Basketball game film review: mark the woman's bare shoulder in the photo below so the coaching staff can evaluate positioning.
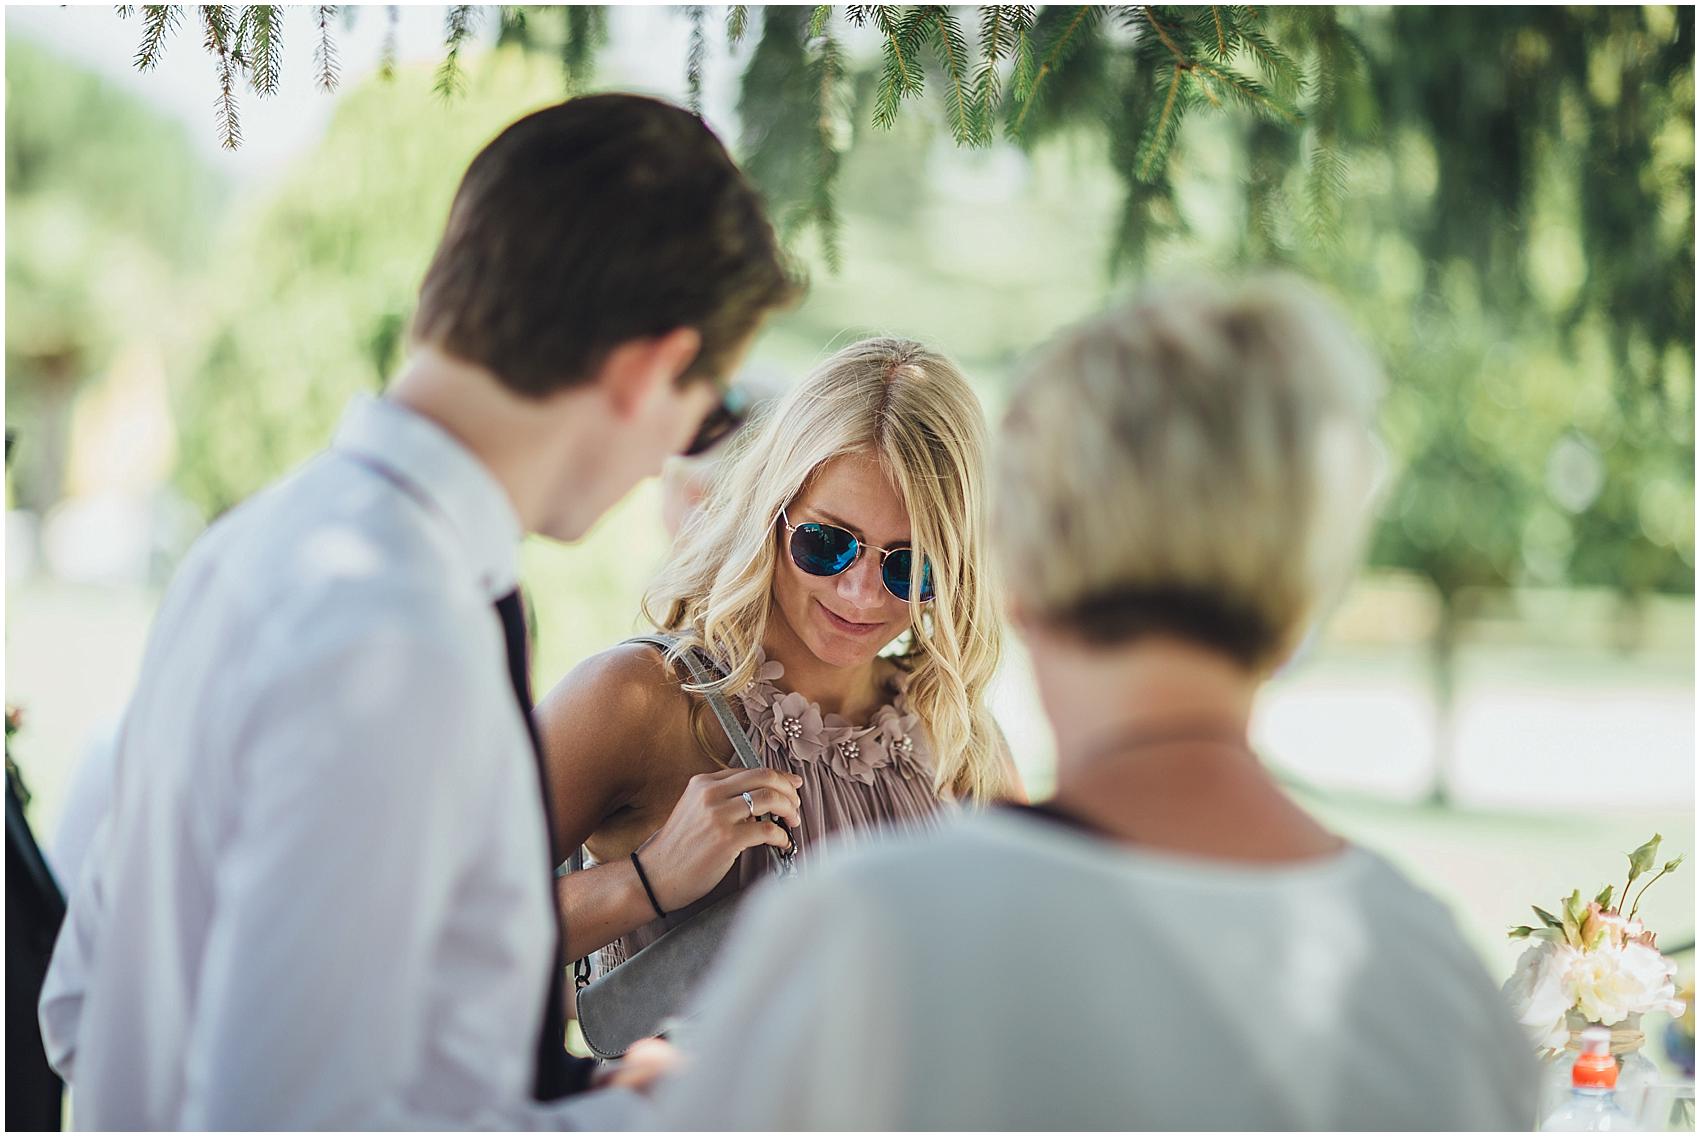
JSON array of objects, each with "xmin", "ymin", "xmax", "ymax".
[{"xmin": 535, "ymin": 641, "xmax": 692, "ymax": 759}]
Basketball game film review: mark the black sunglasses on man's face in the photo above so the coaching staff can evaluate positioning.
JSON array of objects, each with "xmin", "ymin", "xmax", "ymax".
[{"xmin": 680, "ymin": 384, "xmax": 749, "ymax": 458}]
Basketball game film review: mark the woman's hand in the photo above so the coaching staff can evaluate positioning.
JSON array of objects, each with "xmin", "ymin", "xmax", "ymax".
[
  {"xmin": 637, "ymin": 768, "xmax": 803, "ymax": 912},
  {"xmin": 593, "ymin": 1037, "xmax": 684, "ymax": 1094}
]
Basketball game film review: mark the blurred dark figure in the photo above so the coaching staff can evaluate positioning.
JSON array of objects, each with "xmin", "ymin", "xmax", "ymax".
[{"xmin": 8, "ymin": 426, "xmax": 66, "ymax": 1131}]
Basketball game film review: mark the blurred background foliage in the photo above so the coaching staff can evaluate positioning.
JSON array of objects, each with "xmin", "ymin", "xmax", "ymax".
[
  {"xmin": 4, "ymin": 6, "xmax": 1694, "ymax": 980},
  {"xmin": 17, "ymin": 5, "xmax": 1689, "ymax": 804}
]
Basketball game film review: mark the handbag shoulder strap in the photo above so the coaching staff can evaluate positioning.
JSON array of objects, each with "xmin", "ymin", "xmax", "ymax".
[
  {"xmin": 624, "ymin": 634, "xmax": 764, "ymax": 773},
  {"xmin": 563, "ymin": 635, "xmax": 792, "ymax": 883}
]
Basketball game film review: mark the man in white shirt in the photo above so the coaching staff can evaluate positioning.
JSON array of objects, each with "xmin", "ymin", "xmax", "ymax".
[{"xmin": 39, "ymin": 93, "xmax": 798, "ymax": 1129}]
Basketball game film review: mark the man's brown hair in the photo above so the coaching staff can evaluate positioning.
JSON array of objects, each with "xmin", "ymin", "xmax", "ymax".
[{"xmin": 413, "ymin": 94, "xmax": 799, "ymax": 396}]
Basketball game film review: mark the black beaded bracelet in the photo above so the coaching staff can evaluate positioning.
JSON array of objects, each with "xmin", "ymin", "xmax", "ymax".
[{"xmin": 630, "ymin": 850, "xmax": 667, "ymax": 920}]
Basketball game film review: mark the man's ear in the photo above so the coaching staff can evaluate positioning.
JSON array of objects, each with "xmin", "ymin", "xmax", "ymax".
[{"xmin": 599, "ymin": 328, "xmax": 704, "ymax": 420}]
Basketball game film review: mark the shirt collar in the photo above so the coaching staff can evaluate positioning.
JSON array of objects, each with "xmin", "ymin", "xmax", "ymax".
[{"xmin": 331, "ymin": 394, "xmax": 523, "ymax": 601}]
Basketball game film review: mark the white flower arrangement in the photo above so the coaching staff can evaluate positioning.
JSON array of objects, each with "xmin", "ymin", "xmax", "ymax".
[{"xmin": 1502, "ymin": 833, "xmax": 1687, "ymax": 1053}]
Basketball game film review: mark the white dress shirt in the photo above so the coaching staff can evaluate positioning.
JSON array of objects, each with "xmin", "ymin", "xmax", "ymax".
[
  {"xmin": 653, "ymin": 806, "xmax": 1539, "ymax": 1130},
  {"xmin": 39, "ymin": 395, "xmax": 644, "ymax": 1130}
]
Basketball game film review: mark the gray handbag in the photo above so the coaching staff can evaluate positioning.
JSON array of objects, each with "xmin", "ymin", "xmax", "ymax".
[{"xmin": 565, "ymin": 634, "xmax": 795, "ymax": 1060}]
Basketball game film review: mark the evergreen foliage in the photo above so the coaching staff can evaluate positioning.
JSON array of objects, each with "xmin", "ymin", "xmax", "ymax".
[{"xmin": 19, "ymin": 13, "xmax": 1694, "ymax": 803}]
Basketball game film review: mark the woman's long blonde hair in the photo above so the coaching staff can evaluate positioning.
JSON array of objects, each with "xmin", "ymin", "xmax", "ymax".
[{"xmin": 643, "ymin": 337, "xmax": 1009, "ymax": 801}]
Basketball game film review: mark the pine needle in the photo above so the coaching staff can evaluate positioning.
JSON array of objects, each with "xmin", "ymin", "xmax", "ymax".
[
  {"xmin": 923, "ymin": 7, "xmax": 980, "ymax": 146},
  {"xmin": 1193, "ymin": 62, "xmax": 1300, "ymax": 124},
  {"xmin": 727, "ymin": 4, "xmax": 749, "ymax": 44},
  {"xmin": 1238, "ymin": 24, "xmax": 1302, "ymax": 102},
  {"xmin": 974, "ymin": 6, "xmax": 1030, "ymax": 131},
  {"xmin": 685, "ymin": 6, "xmax": 707, "ymax": 113},
  {"xmin": 809, "ymin": 31, "xmax": 847, "ymax": 270},
  {"xmin": 562, "ymin": 6, "xmax": 606, "ymax": 90},
  {"xmin": 248, "ymin": 5, "xmax": 282, "ymax": 97},
  {"xmin": 436, "ymin": 4, "xmax": 478, "ymax": 101},
  {"xmin": 135, "ymin": 5, "xmax": 184, "ymax": 72},
  {"xmin": 1135, "ymin": 62, "xmax": 1186, "ymax": 180},
  {"xmin": 314, "ymin": 5, "xmax": 340, "ymax": 93},
  {"xmin": 1304, "ymin": 134, "xmax": 1347, "ymax": 248},
  {"xmin": 872, "ymin": 7, "xmax": 928, "ymax": 130},
  {"xmin": 380, "ymin": 5, "xmax": 399, "ymax": 82},
  {"xmin": 200, "ymin": 5, "xmax": 242, "ymax": 150},
  {"xmin": 1010, "ymin": 5, "xmax": 1098, "ymax": 138}
]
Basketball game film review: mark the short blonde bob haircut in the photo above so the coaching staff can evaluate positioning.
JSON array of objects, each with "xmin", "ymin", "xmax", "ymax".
[
  {"xmin": 644, "ymin": 337, "xmax": 1011, "ymax": 801},
  {"xmin": 994, "ymin": 276, "xmax": 1386, "ymax": 671}
]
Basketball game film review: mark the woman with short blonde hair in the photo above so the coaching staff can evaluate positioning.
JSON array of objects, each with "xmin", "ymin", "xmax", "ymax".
[
  {"xmin": 652, "ymin": 277, "xmax": 1535, "ymax": 1130},
  {"xmin": 996, "ymin": 275, "xmax": 1384, "ymax": 664},
  {"xmin": 537, "ymin": 336, "xmax": 1018, "ymax": 1038}
]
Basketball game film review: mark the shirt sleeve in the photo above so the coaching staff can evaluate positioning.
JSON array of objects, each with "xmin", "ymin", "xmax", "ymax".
[
  {"xmin": 178, "ymin": 619, "xmax": 524, "ymax": 1129},
  {"xmin": 650, "ymin": 867, "xmax": 906, "ymax": 1130},
  {"xmin": 38, "ymin": 807, "xmax": 112, "ymax": 1084}
]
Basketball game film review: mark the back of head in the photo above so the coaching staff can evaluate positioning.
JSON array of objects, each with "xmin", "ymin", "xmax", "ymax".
[
  {"xmin": 646, "ymin": 337, "xmax": 1009, "ymax": 800},
  {"xmin": 995, "ymin": 276, "xmax": 1386, "ymax": 671},
  {"xmin": 413, "ymin": 94, "xmax": 799, "ymax": 395}
]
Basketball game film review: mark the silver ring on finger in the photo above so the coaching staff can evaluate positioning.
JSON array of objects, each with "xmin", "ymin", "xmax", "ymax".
[{"xmin": 740, "ymin": 790, "xmax": 757, "ymax": 819}]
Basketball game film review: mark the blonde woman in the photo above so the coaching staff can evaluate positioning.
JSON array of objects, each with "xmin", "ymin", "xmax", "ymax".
[
  {"xmin": 535, "ymin": 338, "xmax": 1021, "ymax": 990},
  {"xmin": 651, "ymin": 278, "xmax": 1537, "ymax": 1129}
]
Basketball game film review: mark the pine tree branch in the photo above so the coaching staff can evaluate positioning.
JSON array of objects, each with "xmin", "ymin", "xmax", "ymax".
[
  {"xmin": 248, "ymin": 5, "xmax": 282, "ymax": 97},
  {"xmin": 116, "ymin": 5, "xmax": 137, "ymax": 18},
  {"xmin": 1238, "ymin": 23, "xmax": 1302, "ymax": 102},
  {"xmin": 436, "ymin": 5, "xmax": 478, "ymax": 101},
  {"xmin": 1141, "ymin": 6, "xmax": 1190, "ymax": 68},
  {"xmin": 1192, "ymin": 61, "xmax": 1300, "ymax": 123},
  {"xmin": 561, "ymin": 6, "xmax": 606, "ymax": 91},
  {"xmin": 200, "ymin": 5, "xmax": 243, "ymax": 150},
  {"xmin": 230, "ymin": 5, "xmax": 253, "ymax": 70},
  {"xmin": 496, "ymin": 6, "xmax": 529, "ymax": 47},
  {"xmin": 1212, "ymin": 6, "xmax": 1227, "ymax": 57},
  {"xmin": 727, "ymin": 4, "xmax": 749, "ymax": 44},
  {"xmin": 809, "ymin": 30, "xmax": 846, "ymax": 270},
  {"xmin": 872, "ymin": 7, "xmax": 928, "ymax": 130},
  {"xmin": 921, "ymin": 7, "xmax": 980, "ymax": 146},
  {"xmin": 1011, "ymin": 5, "xmax": 1096, "ymax": 137},
  {"xmin": 135, "ymin": 5, "xmax": 185, "ymax": 72},
  {"xmin": 1137, "ymin": 61, "xmax": 1184, "ymax": 179},
  {"xmin": 807, "ymin": 5, "xmax": 831, "ymax": 39},
  {"xmin": 974, "ymin": 6, "xmax": 1030, "ymax": 130},
  {"xmin": 685, "ymin": 5, "xmax": 708, "ymax": 113},
  {"xmin": 313, "ymin": 5, "xmax": 340, "ymax": 93},
  {"xmin": 843, "ymin": 5, "xmax": 877, "ymax": 28},
  {"xmin": 380, "ymin": 5, "xmax": 399, "ymax": 81}
]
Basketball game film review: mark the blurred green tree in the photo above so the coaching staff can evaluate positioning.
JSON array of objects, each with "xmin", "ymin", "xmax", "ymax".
[
  {"xmin": 5, "ymin": 36, "xmax": 223, "ymax": 512},
  {"xmin": 44, "ymin": 6, "xmax": 1700, "ymax": 802}
]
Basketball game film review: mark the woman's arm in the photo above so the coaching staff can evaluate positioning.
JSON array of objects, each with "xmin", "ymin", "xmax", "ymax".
[{"xmin": 535, "ymin": 644, "xmax": 803, "ymax": 961}]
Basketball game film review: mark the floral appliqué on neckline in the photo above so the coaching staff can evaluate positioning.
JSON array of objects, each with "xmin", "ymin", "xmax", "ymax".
[{"xmin": 735, "ymin": 649, "xmax": 930, "ymax": 786}]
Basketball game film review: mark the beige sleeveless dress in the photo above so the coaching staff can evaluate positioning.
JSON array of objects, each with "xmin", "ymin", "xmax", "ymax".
[{"xmin": 591, "ymin": 644, "xmax": 950, "ymax": 977}]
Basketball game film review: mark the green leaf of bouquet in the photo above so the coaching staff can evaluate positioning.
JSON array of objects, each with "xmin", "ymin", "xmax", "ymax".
[
  {"xmin": 1562, "ymin": 890, "xmax": 1585, "ymax": 945},
  {"xmin": 1628, "ymin": 833, "xmax": 1663, "ymax": 882},
  {"xmin": 1509, "ymin": 925, "xmax": 1536, "ymax": 939},
  {"xmin": 1595, "ymin": 884, "xmax": 1615, "ymax": 909},
  {"xmin": 1533, "ymin": 905, "xmax": 1563, "ymax": 928}
]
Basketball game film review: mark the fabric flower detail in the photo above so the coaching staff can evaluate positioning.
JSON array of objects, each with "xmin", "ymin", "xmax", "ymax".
[
  {"xmin": 871, "ymin": 701, "xmax": 925, "ymax": 778},
  {"xmin": 823, "ymin": 720, "xmax": 891, "ymax": 785},
  {"xmin": 766, "ymin": 690, "xmax": 836, "ymax": 765}
]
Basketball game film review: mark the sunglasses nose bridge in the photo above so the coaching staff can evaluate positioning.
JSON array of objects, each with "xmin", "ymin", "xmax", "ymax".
[{"xmin": 835, "ymin": 544, "xmax": 887, "ymax": 602}]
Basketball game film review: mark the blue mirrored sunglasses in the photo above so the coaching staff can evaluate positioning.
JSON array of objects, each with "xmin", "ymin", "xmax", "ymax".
[{"xmin": 778, "ymin": 508, "xmax": 935, "ymax": 603}]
